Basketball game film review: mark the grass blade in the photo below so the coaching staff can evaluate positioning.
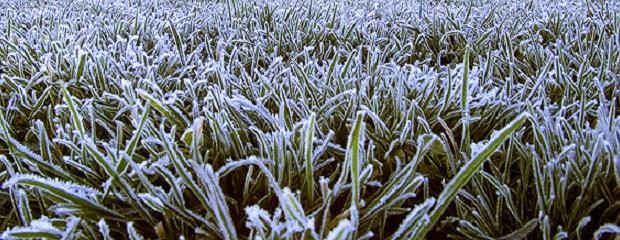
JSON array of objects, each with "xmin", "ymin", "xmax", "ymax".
[
  {"xmin": 303, "ymin": 112, "xmax": 316, "ymax": 204},
  {"xmin": 416, "ymin": 112, "xmax": 529, "ymax": 238}
]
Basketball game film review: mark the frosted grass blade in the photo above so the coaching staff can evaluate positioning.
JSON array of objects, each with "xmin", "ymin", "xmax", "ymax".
[{"xmin": 416, "ymin": 112, "xmax": 529, "ymax": 239}]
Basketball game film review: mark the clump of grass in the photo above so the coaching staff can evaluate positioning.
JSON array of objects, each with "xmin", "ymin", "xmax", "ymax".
[{"xmin": 0, "ymin": 0, "xmax": 619, "ymax": 239}]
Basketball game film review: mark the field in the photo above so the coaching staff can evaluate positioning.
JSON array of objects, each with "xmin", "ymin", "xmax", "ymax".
[{"xmin": 0, "ymin": 0, "xmax": 619, "ymax": 239}]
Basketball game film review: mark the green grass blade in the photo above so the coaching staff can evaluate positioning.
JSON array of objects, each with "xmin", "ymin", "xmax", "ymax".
[
  {"xmin": 460, "ymin": 46, "xmax": 471, "ymax": 155},
  {"xmin": 2, "ymin": 174, "xmax": 123, "ymax": 219},
  {"xmin": 303, "ymin": 112, "xmax": 316, "ymax": 204},
  {"xmin": 60, "ymin": 84, "xmax": 85, "ymax": 137},
  {"xmin": 1, "ymin": 218, "xmax": 63, "ymax": 240},
  {"xmin": 416, "ymin": 112, "xmax": 529, "ymax": 239}
]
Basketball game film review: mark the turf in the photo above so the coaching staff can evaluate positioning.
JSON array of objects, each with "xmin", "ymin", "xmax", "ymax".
[{"xmin": 0, "ymin": 0, "xmax": 619, "ymax": 239}]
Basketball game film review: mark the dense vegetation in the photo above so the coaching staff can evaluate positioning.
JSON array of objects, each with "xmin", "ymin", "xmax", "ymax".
[{"xmin": 0, "ymin": 0, "xmax": 619, "ymax": 239}]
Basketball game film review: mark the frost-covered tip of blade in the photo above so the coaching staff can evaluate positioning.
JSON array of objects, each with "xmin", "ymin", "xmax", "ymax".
[
  {"xmin": 326, "ymin": 219, "xmax": 354, "ymax": 240},
  {"xmin": 245, "ymin": 205, "xmax": 271, "ymax": 228},
  {"xmin": 390, "ymin": 198, "xmax": 436, "ymax": 240},
  {"xmin": 244, "ymin": 205, "xmax": 273, "ymax": 239},
  {"xmin": 2, "ymin": 174, "xmax": 100, "ymax": 200},
  {"xmin": 127, "ymin": 222, "xmax": 144, "ymax": 240},
  {"xmin": 97, "ymin": 219, "xmax": 112, "ymax": 240},
  {"xmin": 594, "ymin": 224, "xmax": 620, "ymax": 240},
  {"xmin": 278, "ymin": 187, "xmax": 311, "ymax": 233},
  {"xmin": 0, "ymin": 217, "xmax": 63, "ymax": 240}
]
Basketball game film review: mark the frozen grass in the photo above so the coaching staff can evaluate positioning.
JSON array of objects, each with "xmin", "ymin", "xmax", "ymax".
[{"xmin": 0, "ymin": 0, "xmax": 619, "ymax": 239}]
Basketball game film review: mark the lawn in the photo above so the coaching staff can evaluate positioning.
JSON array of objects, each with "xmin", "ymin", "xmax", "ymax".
[{"xmin": 0, "ymin": 0, "xmax": 619, "ymax": 239}]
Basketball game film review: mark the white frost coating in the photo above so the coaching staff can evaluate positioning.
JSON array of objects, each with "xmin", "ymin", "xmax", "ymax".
[
  {"xmin": 98, "ymin": 219, "xmax": 111, "ymax": 239},
  {"xmin": 278, "ymin": 188, "xmax": 309, "ymax": 233},
  {"xmin": 30, "ymin": 217, "xmax": 62, "ymax": 233},
  {"xmin": 2, "ymin": 174, "xmax": 101, "ymax": 201},
  {"xmin": 0, "ymin": 0, "xmax": 618, "ymax": 238},
  {"xmin": 127, "ymin": 222, "xmax": 144, "ymax": 240},
  {"xmin": 245, "ymin": 205, "xmax": 272, "ymax": 231},
  {"xmin": 138, "ymin": 193, "xmax": 165, "ymax": 212},
  {"xmin": 390, "ymin": 198, "xmax": 435, "ymax": 240},
  {"xmin": 190, "ymin": 162, "xmax": 237, "ymax": 240},
  {"xmin": 326, "ymin": 219, "xmax": 354, "ymax": 240},
  {"xmin": 0, "ymin": 217, "xmax": 63, "ymax": 239},
  {"xmin": 469, "ymin": 141, "xmax": 487, "ymax": 157},
  {"xmin": 594, "ymin": 224, "xmax": 620, "ymax": 240}
]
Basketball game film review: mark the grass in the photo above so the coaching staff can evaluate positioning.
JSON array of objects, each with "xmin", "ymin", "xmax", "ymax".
[{"xmin": 0, "ymin": 0, "xmax": 619, "ymax": 239}]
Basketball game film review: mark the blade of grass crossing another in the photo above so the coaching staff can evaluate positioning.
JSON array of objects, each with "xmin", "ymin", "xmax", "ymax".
[
  {"xmin": 117, "ymin": 106, "xmax": 151, "ymax": 174},
  {"xmin": 137, "ymin": 90, "xmax": 187, "ymax": 128},
  {"xmin": 189, "ymin": 161, "xmax": 238, "ymax": 240},
  {"xmin": 414, "ymin": 112, "xmax": 530, "ymax": 239},
  {"xmin": 12, "ymin": 188, "xmax": 32, "ymax": 226}
]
